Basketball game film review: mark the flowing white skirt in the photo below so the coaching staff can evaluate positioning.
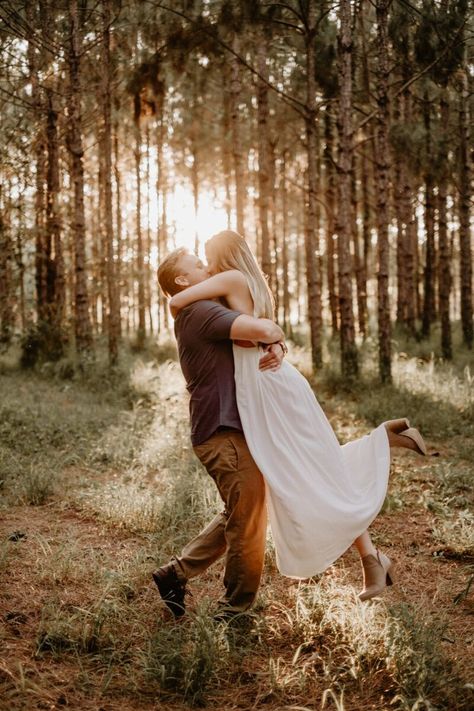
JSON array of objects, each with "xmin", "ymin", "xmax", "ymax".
[{"xmin": 233, "ymin": 345, "xmax": 390, "ymax": 578}]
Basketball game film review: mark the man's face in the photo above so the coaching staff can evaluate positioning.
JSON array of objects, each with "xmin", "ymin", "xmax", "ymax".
[{"xmin": 175, "ymin": 254, "xmax": 209, "ymax": 289}]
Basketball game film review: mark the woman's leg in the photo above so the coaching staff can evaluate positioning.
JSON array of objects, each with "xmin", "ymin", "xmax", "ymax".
[
  {"xmin": 386, "ymin": 428, "xmax": 418, "ymax": 451},
  {"xmin": 353, "ymin": 530, "xmax": 377, "ymax": 559},
  {"xmin": 354, "ymin": 530, "xmax": 394, "ymax": 601}
]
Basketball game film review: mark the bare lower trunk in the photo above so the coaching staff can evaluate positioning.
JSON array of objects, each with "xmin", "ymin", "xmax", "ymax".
[
  {"xmin": 230, "ymin": 35, "xmax": 246, "ymax": 235},
  {"xmin": 67, "ymin": 0, "xmax": 92, "ymax": 354},
  {"xmin": 113, "ymin": 110, "xmax": 122, "ymax": 337},
  {"xmin": 375, "ymin": 0, "xmax": 391, "ymax": 382},
  {"xmin": 422, "ymin": 93, "xmax": 436, "ymax": 337},
  {"xmin": 459, "ymin": 70, "xmax": 473, "ymax": 348},
  {"xmin": 336, "ymin": 0, "xmax": 358, "ymax": 376},
  {"xmin": 256, "ymin": 42, "xmax": 272, "ymax": 283},
  {"xmin": 352, "ymin": 154, "xmax": 366, "ymax": 337},
  {"xmin": 134, "ymin": 119, "xmax": 146, "ymax": 347},
  {"xmin": 324, "ymin": 110, "xmax": 338, "ymax": 335},
  {"xmin": 305, "ymin": 24, "xmax": 323, "ymax": 369},
  {"xmin": 280, "ymin": 152, "xmax": 291, "ymax": 335},
  {"xmin": 222, "ymin": 70, "xmax": 232, "ymax": 229},
  {"xmin": 438, "ymin": 95, "xmax": 452, "ymax": 360},
  {"xmin": 46, "ymin": 89, "xmax": 65, "ymax": 338},
  {"xmin": 102, "ymin": 0, "xmax": 119, "ymax": 364},
  {"xmin": 0, "ymin": 196, "xmax": 14, "ymax": 348}
]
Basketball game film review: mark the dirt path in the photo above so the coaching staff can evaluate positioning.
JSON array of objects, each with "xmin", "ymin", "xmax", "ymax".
[{"xmin": 1, "ymin": 476, "xmax": 472, "ymax": 711}]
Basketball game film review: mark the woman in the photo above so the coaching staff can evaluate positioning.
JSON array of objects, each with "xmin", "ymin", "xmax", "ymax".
[{"xmin": 169, "ymin": 230, "xmax": 435, "ymax": 600}]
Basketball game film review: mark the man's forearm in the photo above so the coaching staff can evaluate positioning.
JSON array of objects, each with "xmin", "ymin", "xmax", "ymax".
[{"xmin": 230, "ymin": 314, "xmax": 284, "ymax": 343}]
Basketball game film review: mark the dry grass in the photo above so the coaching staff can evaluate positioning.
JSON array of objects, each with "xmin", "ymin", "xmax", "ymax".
[{"xmin": 0, "ymin": 343, "xmax": 473, "ymax": 710}]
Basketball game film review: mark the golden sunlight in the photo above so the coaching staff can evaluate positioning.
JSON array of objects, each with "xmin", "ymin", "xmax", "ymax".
[{"xmin": 148, "ymin": 186, "xmax": 231, "ymax": 267}]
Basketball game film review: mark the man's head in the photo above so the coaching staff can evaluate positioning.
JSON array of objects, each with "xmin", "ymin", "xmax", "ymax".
[{"xmin": 157, "ymin": 248, "xmax": 209, "ymax": 298}]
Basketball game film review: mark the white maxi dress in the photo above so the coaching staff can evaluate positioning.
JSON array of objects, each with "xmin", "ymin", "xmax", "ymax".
[{"xmin": 233, "ymin": 344, "xmax": 390, "ymax": 578}]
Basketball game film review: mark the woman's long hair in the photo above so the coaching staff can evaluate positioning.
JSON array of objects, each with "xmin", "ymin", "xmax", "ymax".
[{"xmin": 205, "ymin": 231, "xmax": 274, "ymax": 319}]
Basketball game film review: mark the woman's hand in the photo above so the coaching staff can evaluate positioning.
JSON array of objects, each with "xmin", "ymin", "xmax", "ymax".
[{"xmin": 259, "ymin": 342, "xmax": 286, "ymax": 372}]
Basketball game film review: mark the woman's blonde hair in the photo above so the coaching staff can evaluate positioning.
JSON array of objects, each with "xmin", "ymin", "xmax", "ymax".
[{"xmin": 205, "ymin": 231, "xmax": 274, "ymax": 319}]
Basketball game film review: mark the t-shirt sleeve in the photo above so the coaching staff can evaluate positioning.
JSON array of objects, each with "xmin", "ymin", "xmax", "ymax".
[{"xmin": 195, "ymin": 301, "xmax": 241, "ymax": 341}]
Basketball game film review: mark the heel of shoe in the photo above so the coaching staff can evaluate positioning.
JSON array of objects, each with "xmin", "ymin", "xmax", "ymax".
[{"xmin": 386, "ymin": 568, "xmax": 394, "ymax": 586}]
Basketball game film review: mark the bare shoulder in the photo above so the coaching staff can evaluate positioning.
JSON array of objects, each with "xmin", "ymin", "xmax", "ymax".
[{"xmin": 219, "ymin": 269, "xmax": 247, "ymax": 284}]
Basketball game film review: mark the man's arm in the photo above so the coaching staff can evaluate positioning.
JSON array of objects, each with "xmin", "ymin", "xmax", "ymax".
[{"xmin": 229, "ymin": 314, "xmax": 284, "ymax": 343}]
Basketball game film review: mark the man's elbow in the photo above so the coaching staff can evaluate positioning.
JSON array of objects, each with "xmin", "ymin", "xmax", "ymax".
[{"xmin": 259, "ymin": 321, "xmax": 284, "ymax": 343}]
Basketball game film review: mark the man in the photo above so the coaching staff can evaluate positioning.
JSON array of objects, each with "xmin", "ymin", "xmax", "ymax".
[{"xmin": 154, "ymin": 247, "xmax": 285, "ymax": 618}]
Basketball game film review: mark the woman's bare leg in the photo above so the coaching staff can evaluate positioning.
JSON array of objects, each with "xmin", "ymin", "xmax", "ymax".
[
  {"xmin": 353, "ymin": 530, "xmax": 377, "ymax": 559},
  {"xmin": 386, "ymin": 428, "xmax": 418, "ymax": 451}
]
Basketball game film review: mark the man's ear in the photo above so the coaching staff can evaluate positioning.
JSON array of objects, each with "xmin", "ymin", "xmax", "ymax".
[{"xmin": 174, "ymin": 275, "xmax": 188, "ymax": 288}]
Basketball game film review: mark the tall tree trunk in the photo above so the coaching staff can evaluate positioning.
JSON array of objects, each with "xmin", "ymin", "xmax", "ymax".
[
  {"xmin": 422, "ymin": 93, "xmax": 436, "ymax": 337},
  {"xmin": 113, "ymin": 105, "xmax": 122, "ymax": 337},
  {"xmin": 0, "ymin": 189, "xmax": 14, "ymax": 348},
  {"xmin": 222, "ymin": 68, "xmax": 232, "ymax": 229},
  {"xmin": 353, "ymin": 150, "xmax": 367, "ymax": 336},
  {"xmin": 67, "ymin": 0, "xmax": 92, "ymax": 354},
  {"xmin": 230, "ymin": 34, "xmax": 246, "ymax": 235},
  {"xmin": 134, "ymin": 117, "xmax": 146, "ymax": 347},
  {"xmin": 26, "ymin": 2, "xmax": 47, "ymax": 324},
  {"xmin": 45, "ymin": 88, "xmax": 65, "ymax": 345},
  {"xmin": 145, "ymin": 124, "xmax": 153, "ymax": 333},
  {"xmin": 438, "ymin": 93, "xmax": 452, "ymax": 360},
  {"xmin": 324, "ymin": 109, "xmax": 338, "ymax": 335},
  {"xmin": 304, "ymin": 5, "xmax": 323, "ymax": 369},
  {"xmin": 336, "ymin": 0, "xmax": 358, "ymax": 376},
  {"xmin": 459, "ymin": 69, "xmax": 473, "ymax": 348},
  {"xmin": 375, "ymin": 0, "xmax": 391, "ymax": 382},
  {"xmin": 102, "ymin": 0, "xmax": 119, "ymax": 364},
  {"xmin": 256, "ymin": 41, "xmax": 272, "ymax": 284},
  {"xmin": 280, "ymin": 152, "xmax": 291, "ymax": 335},
  {"xmin": 401, "ymin": 89, "xmax": 416, "ymax": 335}
]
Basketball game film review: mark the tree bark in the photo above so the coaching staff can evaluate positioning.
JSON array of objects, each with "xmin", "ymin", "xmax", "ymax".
[
  {"xmin": 0, "ymin": 189, "xmax": 14, "ymax": 348},
  {"xmin": 352, "ymin": 156, "xmax": 366, "ymax": 337},
  {"xmin": 45, "ymin": 88, "xmax": 65, "ymax": 341},
  {"xmin": 458, "ymin": 69, "xmax": 473, "ymax": 348},
  {"xmin": 421, "ymin": 92, "xmax": 436, "ymax": 337},
  {"xmin": 324, "ymin": 110, "xmax": 339, "ymax": 335},
  {"xmin": 26, "ymin": 2, "xmax": 47, "ymax": 324},
  {"xmin": 102, "ymin": 0, "xmax": 119, "ymax": 364},
  {"xmin": 256, "ymin": 41, "xmax": 272, "ymax": 285},
  {"xmin": 67, "ymin": 0, "xmax": 93, "ymax": 354},
  {"xmin": 304, "ymin": 5, "xmax": 323, "ymax": 369},
  {"xmin": 438, "ymin": 93, "xmax": 452, "ymax": 360},
  {"xmin": 134, "ymin": 117, "xmax": 146, "ymax": 347},
  {"xmin": 280, "ymin": 152, "xmax": 291, "ymax": 335},
  {"xmin": 222, "ymin": 66, "xmax": 232, "ymax": 229},
  {"xmin": 113, "ymin": 105, "xmax": 122, "ymax": 337},
  {"xmin": 375, "ymin": 0, "xmax": 391, "ymax": 382},
  {"xmin": 336, "ymin": 0, "xmax": 358, "ymax": 376},
  {"xmin": 230, "ymin": 34, "xmax": 246, "ymax": 235}
]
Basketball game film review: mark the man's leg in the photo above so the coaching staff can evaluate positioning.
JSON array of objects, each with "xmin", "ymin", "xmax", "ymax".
[{"xmin": 189, "ymin": 430, "xmax": 267, "ymax": 612}]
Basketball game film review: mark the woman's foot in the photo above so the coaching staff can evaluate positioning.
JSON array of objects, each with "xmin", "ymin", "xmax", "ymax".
[{"xmin": 359, "ymin": 550, "xmax": 394, "ymax": 602}]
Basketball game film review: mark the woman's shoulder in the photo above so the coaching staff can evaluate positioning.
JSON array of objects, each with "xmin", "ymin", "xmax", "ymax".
[{"xmin": 220, "ymin": 269, "xmax": 248, "ymax": 286}]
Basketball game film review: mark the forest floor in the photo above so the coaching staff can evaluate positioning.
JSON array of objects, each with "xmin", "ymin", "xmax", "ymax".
[{"xmin": 0, "ymin": 335, "xmax": 473, "ymax": 711}]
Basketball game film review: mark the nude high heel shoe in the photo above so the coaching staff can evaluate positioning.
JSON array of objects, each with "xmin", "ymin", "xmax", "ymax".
[
  {"xmin": 399, "ymin": 427, "xmax": 440, "ymax": 457},
  {"xmin": 383, "ymin": 418, "xmax": 410, "ymax": 434},
  {"xmin": 359, "ymin": 550, "xmax": 394, "ymax": 601}
]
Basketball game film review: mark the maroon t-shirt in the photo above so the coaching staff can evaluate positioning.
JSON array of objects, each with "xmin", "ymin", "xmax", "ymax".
[{"xmin": 174, "ymin": 300, "xmax": 243, "ymax": 446}]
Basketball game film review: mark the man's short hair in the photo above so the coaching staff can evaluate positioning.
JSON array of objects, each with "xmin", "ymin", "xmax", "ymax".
[{"xmin": 157, "ymin": 247, "xmax": 189, "ymax": 297}]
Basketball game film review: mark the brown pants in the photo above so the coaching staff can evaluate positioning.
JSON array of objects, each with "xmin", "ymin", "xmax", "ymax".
[{"xmin": 171, "ymin": 430, "xmax": 267, "ymax": 612}]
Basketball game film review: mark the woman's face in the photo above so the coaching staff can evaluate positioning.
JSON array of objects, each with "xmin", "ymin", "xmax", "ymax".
[{"xmin": 205, "ymin": 246, "xmax": 218, "ymax": 276}]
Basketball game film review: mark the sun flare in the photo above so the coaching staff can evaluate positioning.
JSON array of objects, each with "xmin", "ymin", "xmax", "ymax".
[{"xmin": 148, "ymin": 185, "xmax": 232, "ymax": 268}]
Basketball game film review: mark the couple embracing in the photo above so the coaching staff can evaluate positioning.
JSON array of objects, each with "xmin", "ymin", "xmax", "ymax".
[{"xmin": 153, "ymin": 230, "xmax": 434, "ymax": 620}]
